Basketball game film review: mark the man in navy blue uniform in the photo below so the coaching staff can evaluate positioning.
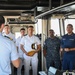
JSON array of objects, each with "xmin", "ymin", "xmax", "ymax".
[{"xmin": 61, "ymin": 24, "xmax": 75, "ymax": 71}]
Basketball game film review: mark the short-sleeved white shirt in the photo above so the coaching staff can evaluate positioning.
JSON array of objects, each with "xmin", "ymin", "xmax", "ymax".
[
  {"xmin": 3, "ymin": 32, "xmax": 16, "ymax": 42},
  {"xmin": 16, "ymin": 36, "xmax": 24, "ymax": 58},
  {"xmin": 0, "ymin": 33, "xmax": 19, "ymax": 75},
  {"xmin": 20, "ymin": 35, "xmax": 41, "ymax": 58}
]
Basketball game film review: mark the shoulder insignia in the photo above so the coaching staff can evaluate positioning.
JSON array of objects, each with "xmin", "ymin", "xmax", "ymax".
[{"xmin": 4, "ymin": 36, "xmax": 13, "ymax": 41}]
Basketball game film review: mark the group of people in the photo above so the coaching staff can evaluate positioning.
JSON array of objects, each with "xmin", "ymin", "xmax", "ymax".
[
  {"xmin": 0, "ymin": 16, "xmax": 41, "ymax": 75},
  {"xmin": 0, "ymin": 15, "xmax": 75, "ymax": 75},
  {"xmin": 44, "ymin": 24, "xmax": 75, "ymax": 71}
]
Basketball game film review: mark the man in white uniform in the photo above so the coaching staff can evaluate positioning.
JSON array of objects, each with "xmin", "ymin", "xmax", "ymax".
[
  {"xmin": 20, "ymin": 26, "xmax": 41, "ymax": 75},
  {"xmin": 3, "ymin": 25, "xmax": 16, "ymax": 42},
  {"xmin": 16, "ymin": 28, "xmax": 25, "ymax": 75},
  {"xmin": 0, "ymin": 15, "xmax": 20, "ymax": 75},
  {"xmin": 2, "ymin": 24, "xmax": 16, "ymax": 75}
]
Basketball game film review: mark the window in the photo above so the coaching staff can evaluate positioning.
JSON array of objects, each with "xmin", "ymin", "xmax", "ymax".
[
  {"xmin": 35, "ymin": 19, "xmax": 42, "ymax": 34},
  {"xmin": 15, "ymin": 32, "xmax": 21, "ymax": 39},
  {"xmin": 64, "ymin": 19, "xmax": 75, "ymax": 33},
  {"xmin": 51, "ymin": 19, "xmax": 60, "ymax": 36}
]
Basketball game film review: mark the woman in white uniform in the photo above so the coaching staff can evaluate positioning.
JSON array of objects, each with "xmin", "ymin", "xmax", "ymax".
[{"xmin": 20, "ymin": 26, "xmax": 41, "ymax": 75}]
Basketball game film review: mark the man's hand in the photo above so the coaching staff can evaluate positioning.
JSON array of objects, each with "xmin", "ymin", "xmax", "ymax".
[
  {"xmin": 43, "ymin": 50, "xmax": 46, "ymax": 57},
  {"xmin": 64, "ymin": 48, "xmax": 70, "ymax": 52},
  {"xmin": 35, "ymin": 49, "xmax": 39, "ymax": 53},
  {"xmin": 60, "ymin": 48, "xmax": 63, "ymax": 52}
]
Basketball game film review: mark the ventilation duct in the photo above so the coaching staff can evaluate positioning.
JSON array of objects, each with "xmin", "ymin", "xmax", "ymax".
[{"xmin": 8, "ymin": 13, "xmax": 37, "ymax": 24}]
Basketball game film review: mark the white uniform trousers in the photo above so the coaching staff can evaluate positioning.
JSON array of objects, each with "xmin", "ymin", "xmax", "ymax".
[
  {"xmin": 17, "ymin": 58, "xmax": 24, "ymax": 75},
  {"xmin": 24, "ymin": 55, "xmax": 38, "ymax": 75}
]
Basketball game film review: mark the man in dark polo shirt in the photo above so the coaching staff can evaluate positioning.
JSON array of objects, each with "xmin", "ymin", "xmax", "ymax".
[{"xmin": 61, "ymin": 24, "xmax": 75, "ymax": 71}]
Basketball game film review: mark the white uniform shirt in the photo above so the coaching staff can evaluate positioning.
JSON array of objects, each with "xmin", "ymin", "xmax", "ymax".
[
  {"xmin": 0, "ymin": 33, "xmax": 19, "ymax": 75},
  {"xmin": 20, "ymin": 35, "xmax": 41, "ymax": 58},
  {"xmin": 3, "ymin": 32, "xmax": 16, "ymax": 42},
  {"xmin": 16, "ymin": 36, "xmax": 24, "ymax": 58}
]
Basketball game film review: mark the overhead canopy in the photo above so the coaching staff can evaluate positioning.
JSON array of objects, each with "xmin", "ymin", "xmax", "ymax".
[
  {"xmin": 35, "ymin": 1, "xmax": 75, "ymax": 19},
  {"xmin": 0, "ymin": 0, "xmax": 48, "ymax": 10}
]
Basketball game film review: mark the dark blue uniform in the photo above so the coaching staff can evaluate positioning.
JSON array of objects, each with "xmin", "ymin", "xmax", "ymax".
[
  {"xmin": 61, "ymin": 33, "xmax": 75, "ymax": 71},
  {"xmin": 44, "ymin": 37, "xmax": 60, "ymax": 70}
]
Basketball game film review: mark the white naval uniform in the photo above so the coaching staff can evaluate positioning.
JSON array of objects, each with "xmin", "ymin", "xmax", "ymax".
[
  {"xmin": 0, "ymin": 33, "xmax": 19, "ymax": 75},
  {"xmin": 16, "ymin": 36, "xmax": 24, "ymax": 75},
  {"xmin": 20, "ymin": 35, "xmax": 41, "ymax": 75},
  {"xmin": 3, "ymin": 32, "xmax": 16, "ymax": 42}
]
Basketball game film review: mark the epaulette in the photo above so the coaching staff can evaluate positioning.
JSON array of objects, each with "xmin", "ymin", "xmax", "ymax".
[{"xmin": 4, "ymin": 36, "xmax": 13, "ymax": 41}]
